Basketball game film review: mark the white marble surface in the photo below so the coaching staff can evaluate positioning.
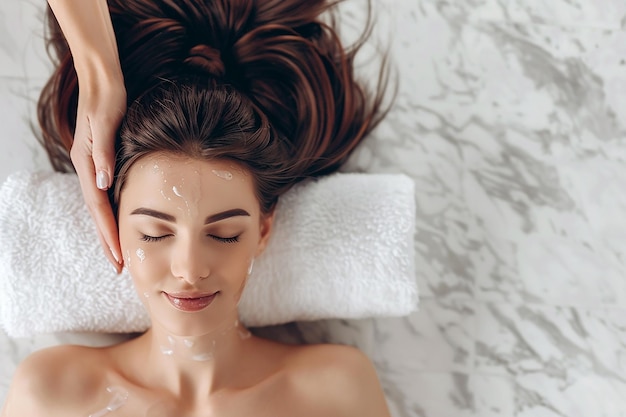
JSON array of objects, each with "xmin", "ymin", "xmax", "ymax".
[{"xmin": 2, "ymin": 0, "xmax": 626, "ymax": 415}]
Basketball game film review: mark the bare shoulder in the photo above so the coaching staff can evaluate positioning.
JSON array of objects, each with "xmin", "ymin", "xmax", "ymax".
[
  {"xmin": 284, "ymin": 344, "xmax": 392, "ymax": 417},
  {"xmin": 1, "ymin": 345, "xmax": 105, "ymax": 417}
]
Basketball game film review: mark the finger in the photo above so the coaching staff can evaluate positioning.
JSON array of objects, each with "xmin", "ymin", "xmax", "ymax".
[
  {"xmin": 95, "ymin": 223, "xmax": 123, "ymax": 274},
  {"xmin": 72, "ymin": 143, "xmax": 123, "ymax": 271},
  {"xmin": 85, "ymin": 180, "xmax": 123, "ymax": 271}
]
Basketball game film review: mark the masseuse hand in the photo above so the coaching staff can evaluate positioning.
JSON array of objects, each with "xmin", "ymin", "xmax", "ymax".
[
  {"xmin": 71, "ymin": 67, "xmax": 126, "ymax": 273},
  {"xmin": 47, "ymin": 0, "xmax": 126, "ymax": 271}
]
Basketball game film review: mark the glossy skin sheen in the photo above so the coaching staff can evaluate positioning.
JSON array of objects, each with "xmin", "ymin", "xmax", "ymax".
[{"xmin": 0, "ymin": 154, "xmax": 392, "ymax": 417}]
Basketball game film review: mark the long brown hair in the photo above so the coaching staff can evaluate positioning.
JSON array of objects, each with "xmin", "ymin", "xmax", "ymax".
[{"xmin": 38, "ymin": 0, "xmax": 392, "ymax": 214}]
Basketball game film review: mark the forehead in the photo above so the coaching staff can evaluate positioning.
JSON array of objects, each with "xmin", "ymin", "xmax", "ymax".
[{"xmin": 120, "ymin": 152, "xmax": 257, "ymax": 213}]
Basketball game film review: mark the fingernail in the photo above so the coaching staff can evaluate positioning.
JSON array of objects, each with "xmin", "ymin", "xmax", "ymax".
[
  {"xmin": 110, "ymin": 247, "xmax": 121, "ymax": 264},
  {"xmin": 96, "ymin": 170, "xmax": 110, "ymax": 190}
]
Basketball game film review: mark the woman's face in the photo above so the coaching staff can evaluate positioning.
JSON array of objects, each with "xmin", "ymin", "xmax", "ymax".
[{"xmin": 117, "ymin": 152, "xmax": 273, "ymax": 336}]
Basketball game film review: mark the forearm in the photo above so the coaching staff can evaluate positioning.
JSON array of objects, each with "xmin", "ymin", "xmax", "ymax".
[{"xmin": 47, "ymin": 0, "xmax": 123, "ymax": 83}]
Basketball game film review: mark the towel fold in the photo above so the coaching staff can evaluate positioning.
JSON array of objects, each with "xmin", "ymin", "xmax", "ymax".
[{"xmin": 0, "ymin": 171, "xmax": 417, "ymax": 337}]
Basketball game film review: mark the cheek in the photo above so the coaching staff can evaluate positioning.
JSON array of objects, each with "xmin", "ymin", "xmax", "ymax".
[
  {"xmin": 122, "ymin": 242, "xmax": 169, "ymax": 288},
  {"xmin": 208, "ymin": 246, "xmax": 250, "ymax": 286},
  {"xmin": 231, "ymin": 242, "xmax": 258, "ymax": 292}
]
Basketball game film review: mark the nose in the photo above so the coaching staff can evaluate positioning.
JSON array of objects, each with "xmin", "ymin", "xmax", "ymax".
[{"xmin": 170, "ymin": 236, "xmax": 211, "ymax": 285}]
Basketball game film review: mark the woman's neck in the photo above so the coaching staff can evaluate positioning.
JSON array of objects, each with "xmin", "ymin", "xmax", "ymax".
[{"xmin": 136, "ymin": 313, "xmax": 254, "ymax": 403}]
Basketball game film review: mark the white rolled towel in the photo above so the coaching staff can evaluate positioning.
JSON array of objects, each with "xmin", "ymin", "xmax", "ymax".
[{"xmin": 0, "ymin": 171, "xmax": 417, "ymax": 337}]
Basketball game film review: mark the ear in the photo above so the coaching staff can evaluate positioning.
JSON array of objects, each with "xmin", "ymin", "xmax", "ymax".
[{"xmin": 255, "ymin": 209, "xmax": 275, "ymax": 256}]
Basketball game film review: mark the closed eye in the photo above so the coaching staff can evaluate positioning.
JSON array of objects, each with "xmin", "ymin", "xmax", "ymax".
[
  {"xmin": 141, "ymin": 234, "xmax": 171, "ymax": 242},
  {"xmin": 211, "ymin": 235, "xmax": 240, "ymax": 244}
]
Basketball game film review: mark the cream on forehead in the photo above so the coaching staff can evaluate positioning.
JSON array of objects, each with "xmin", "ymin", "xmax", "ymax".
[
  {"xmin": 133, "ymin": 153, "xmax": 246, "ymax": 183},
  {"xmin": 211, "ymin": 169, "xmax": 233, "ymax": 180},
  {"xmin": 119, "ymin": 153, "xmax": 259, "ymax": 220}
]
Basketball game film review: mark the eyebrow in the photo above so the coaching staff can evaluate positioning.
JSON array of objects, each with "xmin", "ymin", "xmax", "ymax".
[{"xmin": 130, "ymin": 208, "xmax": 250, "ymax": 224}]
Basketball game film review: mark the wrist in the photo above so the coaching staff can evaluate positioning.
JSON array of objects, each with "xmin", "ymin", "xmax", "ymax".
[{"xmin": 73, "ymin": 54, "xmax": 125, "ymax": 90}]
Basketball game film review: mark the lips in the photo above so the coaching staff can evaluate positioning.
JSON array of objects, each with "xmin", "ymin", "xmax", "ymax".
[{"xmin": 164, "ymin": 291, "xmax": 218, "ymax": 312}]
